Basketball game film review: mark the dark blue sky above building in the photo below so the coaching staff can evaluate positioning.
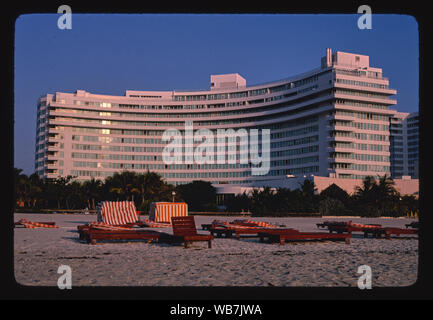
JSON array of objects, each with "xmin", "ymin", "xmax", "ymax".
[{"xmin": 14, "ymin": 14, "xmax": 419, "ymax": 174}]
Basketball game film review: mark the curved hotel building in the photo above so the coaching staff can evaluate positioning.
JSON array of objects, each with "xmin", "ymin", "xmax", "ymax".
[{"xmin": 35, "ymin": 49, "xmax": 399, "ymax": 190}]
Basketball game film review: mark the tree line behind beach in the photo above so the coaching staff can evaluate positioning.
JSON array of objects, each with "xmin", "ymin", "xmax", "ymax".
[{"xmin": 14, "ymin": 168, "xmax": 418, "ymax": 217}]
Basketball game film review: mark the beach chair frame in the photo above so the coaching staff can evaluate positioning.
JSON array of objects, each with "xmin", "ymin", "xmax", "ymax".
[
  {"xmin": 82, "ymin": 229, "xmax": 162, "ymax": 245},
  {"xmin": 171, "ymin": 216, "xmax": 213, "ymax": 248},
  {"xmin": 258, "ymin": 229, "xmax": 351, "ymax": 245}
]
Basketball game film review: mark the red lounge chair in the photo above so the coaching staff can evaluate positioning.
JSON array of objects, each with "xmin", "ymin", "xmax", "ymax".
[
  {"xmin": 258, "ymin": 229, "xmax": 351, "ymax": 245},
  {"xmin": 77, "ymin": 201, "xmax": 157, "ymax": 243},
  {"xmin": 77, "ymin": 201, "xmax": 146, "ymax": 236},
  {"xmin": 82, "ymin": 228, "xmax": 162, "ymax": 245},
  {"xmin": 78, "ymin": 222, "xmax": 163, "ymax": 244},
  {"xmin": 316, "ymin": 221, "xmax": 418, "ymax": 240},
  {"xmin": 345, "ymin": 222, "xmax": 412, "ymax": 239},
  {"xmin": 228, "ymin": 225, "xmax": 297, "ymax": 240},
  {"xmin": 358, "ymin": 226, "xmax": 418, "ymax": 239},
  {"xmin": 207, "ymin": 219, "xmax": 297, "ymax": 239},
  {"xmin": 382, "ymin": 227, "xmax": 418, "ymax": 239},
  {"xmin": 171, "ymin": 216, "xmax": 213, "ymax": 248},
  {"xmin": 317, "ymin": 221, "xmax": 382, "ymax": 235}
]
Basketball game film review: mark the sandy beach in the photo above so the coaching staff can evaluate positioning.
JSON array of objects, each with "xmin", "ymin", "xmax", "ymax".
[{"xmin": 14, "ymin": 213, "xmax": 418, "ymax": 287}]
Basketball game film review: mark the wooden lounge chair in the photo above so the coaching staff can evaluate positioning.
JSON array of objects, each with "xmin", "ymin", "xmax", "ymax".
[
  {"xmin": 77, "ymin": 201, "xmax": 147, "ymax": 239},
  {"xmin": 343, "ymin": 222, "xmax": 413, "ymax": 239},
  {"xmin": 78, "ymin": 221, "xmax": 164, "ymax": 244},
  {"xmin": 77, "ymin": 201, "xmax": 157, "ymax": 244},
  {"xmin": 382, "ymin": 227, "xmax": 418, "ymax": 239},
  {"xmin": 171, "ymin": 216, "xmax": 213, "ymax": 248},
  {"xmin": 229, "ymin": 225, "xmax": 298, "ymax": 240},
  {"xmin": 206, "ymin": 219, "xmax": 296, "ymax": 239},
  {"xmin": 83, "ymin": 228, "xmax": 162, "ymax": 245},
  {"xmin": 258, "ymin": 229, "xmax": 351, "ymax": 245},
  {"xmin": 317, "ymin": 221, "xmax": 383, "ymax": 235}
]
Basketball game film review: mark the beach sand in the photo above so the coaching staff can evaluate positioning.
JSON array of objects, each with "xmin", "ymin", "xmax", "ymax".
[{"xmin": 14, "ymin": 214, "xmax": 418, "ymax": 287}]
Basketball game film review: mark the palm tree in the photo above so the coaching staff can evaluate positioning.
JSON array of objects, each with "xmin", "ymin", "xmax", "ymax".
[
  {"xmin": 65, "ymin": 180, "xmax": 84, "ymax": 209},
  {"xmin": 353, "ymin": 176, "xmax": 377, "ymax": 202},
  {"xmin": 226, "ymin": 191, "xmax": 251, "ymax": 212},
  {"xmin": 52, "ymin": 175, "xmax": 74, "ymax": 209},
  {"xmin": 176, "ymin": 180, "xmax": 217, "ymax": 212},
  {"xmin": 375, "ymin": 175, "xmax": 400, "ymax": 216},
  {"xmin": 352, "ymin": 176, "xmax": 378, "ymax": 216},
  {"xmin": 352, "ymin": 175, "xmax": 400, "ymax": 217},
  {"xmin": 299, "ymin": 179, "xmax": 319, "ymax": 213},
  {"xmin": 82, "ymin": 178, "xmax": 103, "ymax": 209},
  {"xmin": 106, "ymin": 171, "xmax": 139, "ymax": 201},
  {"xmin": 249, "ymin": 187, "xmax": 276, "ymax": 216},
  {"xmin": 28, "ymin": 173, "xmax": 43, "ymax": 208},
  {"xmin": 376, "ymin": 175, "xmax": 398, "ymax": 200},
  {"xmin": 14, "ymin": 168, "xmax": 28, "ymax": 207}
]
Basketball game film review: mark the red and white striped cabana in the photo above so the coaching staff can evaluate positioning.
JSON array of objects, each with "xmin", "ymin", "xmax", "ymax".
[
  {"xmin": 97, "ymin": 201, "xmax": 139, "ymax": 226},
  {"xmin": 148, "ymin": 202, "xmax": 188, "ymax": 223}
]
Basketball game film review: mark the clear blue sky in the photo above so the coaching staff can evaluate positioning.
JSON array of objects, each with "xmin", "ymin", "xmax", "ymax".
[{"xmin": 14, "ymin": 14, "xmax": 419, "ymax": 174}]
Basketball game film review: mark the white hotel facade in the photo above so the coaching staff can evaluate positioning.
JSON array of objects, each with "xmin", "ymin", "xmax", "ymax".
[{"xmin": 35, "ymin": 49, "xmax": 418, "ymax": 195}]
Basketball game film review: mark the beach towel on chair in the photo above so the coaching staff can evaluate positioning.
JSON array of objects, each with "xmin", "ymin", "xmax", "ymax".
[
  {"xmin": 87, "ymin": 222, "xmax": 134, "ymax": 231},
  {"xmin": 232, "ymin": 219, "xmax": 278, "ymax": 228},
  {"xmin": 18, "ymin": 218, "xmax": 59, "ymax": 229},
  {"xmin": 143, "ymin": 219, "xmax": 172, "ymax": 228},
  {"xmin": 243, "ymin": 219, "xmax": 278, "ymax": 228},
  {"xmin": 347, "ymin": 221, "xmax": 381, "ymax": 229}
]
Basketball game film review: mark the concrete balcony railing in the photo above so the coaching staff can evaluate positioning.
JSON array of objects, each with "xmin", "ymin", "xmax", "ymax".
[
  {"xmin": 332, "ymin": 125, "xmax": 354, "ymax": 132},
  {"xmin": 333, "ymin": 92, "xmax": 397, "ymax": 106},
  {"xmin": 328, "ymin": 114, "xmax": 355, "ymax": 122}
]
